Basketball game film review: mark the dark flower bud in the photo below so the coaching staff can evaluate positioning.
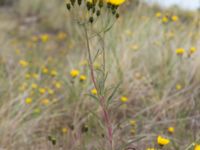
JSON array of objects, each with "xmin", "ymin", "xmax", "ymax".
[
  {"xmin": 92, "ymin": 7, "xmax": 96, "ymax": 13},
  {"xmin": 66, "ymin": 3, "xmax": 71, "ymax": 10},
  {"xmin": 116, "ymin": 13, "xmax": 119, "ymax": 19},
  {"xmin": 78, "ymin": 0, "xmax": 82, "ymax": 5},
  {"xmin": 98, "ymin": 0, "xmax": 103, "ymax": 8},
  {"xmin": 96, "ymin": 10, "xmax": 101, "ymax": 16},
  {"xmin": 86, "ymin": 2, "xmax": 92, "ymax": 10},
  {"xmin": 89, "ymin": 16, "xmax": 94, "ymax": 23},
  {"xmin": 70, "ymin": 0, "xmax": 76, "ymax": 6}
]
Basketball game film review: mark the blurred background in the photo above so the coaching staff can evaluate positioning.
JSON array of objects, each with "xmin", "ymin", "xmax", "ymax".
[{"xmin": 0, "ymin": 0, "xmax": 200, "ymax": 150}]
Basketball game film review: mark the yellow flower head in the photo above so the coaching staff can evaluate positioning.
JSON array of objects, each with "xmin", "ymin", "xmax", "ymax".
[
  {"xmin": 107, "ymin": 0, "xmax": 126, "ymax": 6},
  {"xmin": 171, "ymin": 15, "xmax": 179, "ymax": 22},
  {"xmin": 176, "ymin": 48, "xmax": 185, "ymax": 55},
  {"xmin": 19, "ymin": 60, "xmax": 29, "ymax": 67},
  {"xmin": 80, "ymin": 75, "xmax": 87, "ymax": 81},
  {"xmin": 176, "ymin": 84, "xmax": 182, "ymax": 90},
  {"xmin": 41, "ymin": 99, "xmax": 50, "ymax": 105},
  {"xmin": 70, "ymin": 69, "xmax": 79, "ymax": 78},
  {"xmin": 42, "ymin": 67, "xmax": 49, "ymax": 74},
  {"xmin": 168, "ymin": 127, "xmax": 175, "ymax": 134},
  {"xmin": 62, "ymin": 127, "xmax": 68, "ymax": 134},
  {"xmin": 129, "ymin": 120, "xmax": 136, "ymax": 126},
  {"xmin": 25, "ymin": 97, "xmax": 32, "ymax": 104},
  {"xmin": 39, "ymin": 88, "xmax": 46, "ymax": 94},
  {"xmin": 54, "ymin": 82, "xmax": 62, "ymax": 89},
  {"xmin": 31, "ymin": 83, "xmax": 38, "ymax": 89},
  {"xmin": 157, "ymin": 136, "xmax": 170, "ymax": 146},
  {"xmin": 190, "ymin": 47, "xmax": 197, "ymax": 54},
  {"xmin": 57, "ymin": 32, "xmax": 67, "ymax": 41},
  {"xmin": 120, "ymin": 96, "xmax": 128, "ymax": 103},
  {"xmin": 162, "ymin": 16, "xmax": 169, "ymax": 23},
  {"xmin": 40, "ymin": 34, "xmax": 49, "ymax": 43},
  {"xmin": 91, "ymin": 88, "xmax": 97, "ymax": 95},
  {"xmin": 48, "ymin": 88, "xmax": 54, "ymax": 95},
  {"xmin": 156, "ymin": 12, "xmax": 162, "ymax": 18},
  {"xmin": 195, "ymin": 144, "xmax": 200, "ymax": 150},
  {"xmin": 50, "ymin": 70, "xmax": 58, "ymax": 77},
  {"xmin": 147, "ymin": 148, "xmax": 155, "ymax": 150}
]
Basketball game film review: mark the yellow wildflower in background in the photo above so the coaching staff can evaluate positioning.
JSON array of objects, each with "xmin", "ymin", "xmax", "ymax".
[
  {"xmin": 171, "ymin": 15, "xmax": 179, "ymax": 22},
  {"xmin": 157, "ymin": 136, "xmax": 170, "ymax": 146},
  {"xmin": 107, "ymin": 0, "xmax": 126, "ymax": 6},
  {"xmin": 176, "ymin": 84, "xmax": 182, "ymax": 90},
  {"xmin": 80, "ymin": 75, "xmax": 87, "ymax": 82},
  {"xmin": 155, "ymin": 12, "xmax": 162, "ymax": 18},
  {"xmin": 32, "ymin": 73, "xmax": 39, "ymax": 79},
  {"xmin": 39, "ymin": 88, "xmax": 46, "ymax": 94},
  {"xmin": 129, "ymin": 120, "xmax": 136, "ymax": 126},
  {"xmin": 57, "ymin": 32, "xmax": 67, "ymax": 41},
  {"xmin": 176, "ymin": 48, "xmax": 185, "ymax": 55},
  {"xmin": 120, "ymin": 96, "xmax": 128, "ymax": 103},
  {"xmin": 195, "ymin": 144, "xmax": 200, "ymax": 150},
  {"xmin": 25, "ymin": 73, "xmax": 31, "ymax": 79},
  {"xmin": 51, "ymin": 70, "xmax": 58, "ymax": 77},
  {"xmin": 40, "ymin": 34, "xmax": 49, "ymax": 43},
  {"xmin": 54, "ymin": 82, "xmax": 62, "ymax": 89},
  {"xmin": 162, "ymin": 16, "xmax": 169, "ymax": 23},
  {"xmin": 70, "ymin": 69, "xmax": 79, "ymax": 78},
  {"xmin": 62, "ymin": 127, "xmax": 68, "ymax": 134},
  {"xmin": 48, "ymin": 88, "xmax": 54, "ymax": 95},
  {"xmin": 25, "ymin": 97, "xmax": 32, "ymax": 104},
  {"xmin": 19, "ymin": 60, "xmax": 28, "ymax": 67},
  {"xmin": 168, "ymin": 127, "xmax": 175, "ymax": 134},
  {"xmin": 190, "ymin": 47, "xmax": 197, "ymax": 55},
  {"xmin": 42, "ymin": 67, "xmax": 49, "ymax": 74},
  {"xmin": 41, "ymin": 99, "xmax": 50, "ymax": 105},
  {"xmin": 31, "ymin": 83, "xmax": 38, "ymax": 89},
  {"xmin": 147, "ymin": 148, "xmax": 155, "ymax": 150},
  {"xmin": 91, "ymin": 88, "xmax": 97, "ymax": 95}
]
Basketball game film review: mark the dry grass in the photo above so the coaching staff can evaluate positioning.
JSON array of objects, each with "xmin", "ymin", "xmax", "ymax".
[{"xmin": 0, "ymin": 0, "xmax": 200, "ymax": 149}]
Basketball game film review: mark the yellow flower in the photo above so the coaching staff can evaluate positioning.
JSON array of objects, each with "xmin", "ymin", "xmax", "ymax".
[
  {"xmin": 120, "ymin": 96, "xmax": 128, "ymax": 103},
  {"xmin": 25, "ymin": 73, "xmax": 31, "ymax": 79},
  {"xmin": 157, "ymin": 136, "xmax": 170, "ymax": 146},
  {"xmin": 19, "ymin": 60, "xmax": 28, "ymax": 67},
  {"xmin": 31, "ymin": 83, "xmax": 38, "ymax": 89},
  {"xmin": 107, "ymin": 0, "xmax": 126, "ymax": 6},
  {"xmin": 50, "ymin": 70, "xmax": 58, "ymax": 77},
  {"xmin": 162, "ymin": 16, "xmax": 169, "ymax": 23},
  {"xmin": 91, "ymin": 88, "xmax": 97, "ymax": 95},
  {"xmin": 32, "ymin": 73, "xmax": 39, "ymax": 79},
  {"xmin": 25, "ymin": 97, "xmax": 32, "ymax": 104},
  {"xmin": 40, "ymin": 34, "xmax": 49, "ymax": 43},
  {"xmin": 48, "ymin": 88, "xmax": 54, "ymax": 95},
  {"xmin": 176, "ymin": 84, "xmax": 182, "ymax": 90},
  {"xmin": 54, "ymin": 82, "xmax": 62, "ymax": 89},
  {"xmin": 190, "ymin": 47, "xmax": 197, "ymax": 54},
  {"xmin": 42, "ymin": 67, "xmax": 49, "ymax": 74},
  {"xmin": 171, "ymin": 15, "xmax": 179, "ymax": 22},
  {"xmin": 80, "ymin": 75, "xmax": 87, "ymax": 81},
  {"xmin": 39, "ymin": 88, "xmax": 46, "ymax": 94},
  {"xmin": 19, "ymin": 82, "xmax": 28, "ymax": 91},
  {"xmin": 31, "ymin": 36, "xmax": 38, "ymax": 42},
  {"xmin": 57, "ymin": 32, "xmax": 67, "ymax": 41},
  {"xmin": 62, "ymin": 127, "xmax": 68, "ymax": 134},
  {"xmin": 41, "ymin": 99, "xmax": 50, "ymax": 105},
  {"xmin": 129, "ymin": 120, "xmax": 136, "ymax": 126},
  {"xmin": 70, "ymin": 69, "xmax": 79, "ymax": 78},
  {"xmin": 147, "ymin": 148, "xmax": 155, "ymax": 150},
  {"xmin": 156, "ymin": 12, "xmax": 162, "ymax": 18},
  {"xmin": 168, "ymin": 127, "xmax": 175, "ymax": 134},
  {"xmin": 195, "ymin": 144, "xmax": 200, "ymax": 150},
  {"xmin": 176, "ymin": 48, "xmax": 185, "ymax": 55},
  {"xmin": 34, "ymin": 108, "xmax": 41, "ymax": 114}
]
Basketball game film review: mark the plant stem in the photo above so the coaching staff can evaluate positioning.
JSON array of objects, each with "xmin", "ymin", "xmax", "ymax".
[{"xmin": 84, "ymin": 25, "xmax": 113, "ymax": 149}]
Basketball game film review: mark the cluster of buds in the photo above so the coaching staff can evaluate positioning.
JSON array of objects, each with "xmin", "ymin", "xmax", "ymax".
[{"xmin": 66, "ymin": 0, "xmax": 125, "ymax": 24}]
